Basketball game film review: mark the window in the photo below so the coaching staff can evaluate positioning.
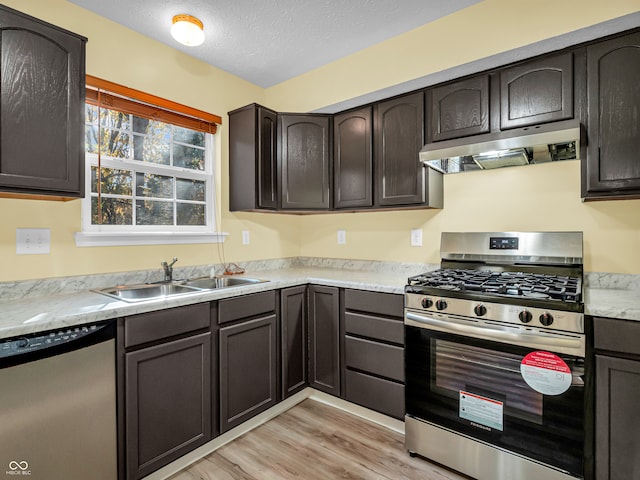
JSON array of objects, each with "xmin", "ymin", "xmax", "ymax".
[{"xmin": 75, "ymin": 76, "xmax": 225, "ymax": 246}]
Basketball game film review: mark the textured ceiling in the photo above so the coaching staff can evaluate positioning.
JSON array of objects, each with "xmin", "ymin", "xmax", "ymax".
[{"xmin": 68, "ymin": 0, "xmax": 481, "ymax": 87}]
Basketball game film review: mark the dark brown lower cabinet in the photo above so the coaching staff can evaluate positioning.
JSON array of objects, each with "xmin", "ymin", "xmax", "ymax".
[
  {"xmin": 594, "ymin": 316, "xmax": 640, "ymax": 479},
  {"xmin": 308, "ymin": 285, "xmax": 341, "ymax": 396},
  {"xmin": 342, "ymin": 289, "xmax": 405, "ymax": 419},
  {"xmin": 281, "ymin": 285, "xmax": 308, "ymax": 398},
  {"xmin": 125, "ymin": 332, "xmax": 212, "ymax": 480},
  {"xmin": 219, "ymin": 314, "xmax": 278, "ymax": 432}
]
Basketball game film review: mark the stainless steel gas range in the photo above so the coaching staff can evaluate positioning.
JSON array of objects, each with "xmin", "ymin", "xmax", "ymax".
[{"xmin": 404, "ymin": 232, "xmax": 591, "ymax": 480}]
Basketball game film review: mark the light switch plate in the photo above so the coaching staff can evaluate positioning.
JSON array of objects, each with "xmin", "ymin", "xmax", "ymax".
[
  {"xmin": 411, "ymin": 229, "xmax": 423, "ymax": 247},
  {"xmin": 337, "ymin": 230, "xmax": 346, "ymax": 245},
  {"xmin": 242, "ymin": 230, "xmax": 250, "ymax": 245},
  {"xmin": 17, "ymin": 228, "xmax": 51, "ymax": 254}
]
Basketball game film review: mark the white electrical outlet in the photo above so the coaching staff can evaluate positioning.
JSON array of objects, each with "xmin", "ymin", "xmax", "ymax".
[
  {"xmin": 16, "ymin": 228, "xmax": 51, "ymax": 254},
  {"xmin": 242, "ymin": 230, "xmax": 250, "ymax": 245},
  {"xmin": 337, "ymin": 230, "xmax": 346, "ymax": 245},
  {"xmin": 411, "ymin": 229, "xmax": 423, "ymax": 247}
]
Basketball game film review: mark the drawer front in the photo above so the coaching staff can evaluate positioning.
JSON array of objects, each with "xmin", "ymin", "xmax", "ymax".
[
  {"xmin": 345, "ymin": 335, "xmax": 404, "ymax": 382},
  {"xmin": 125, "ymin": 302, "xmax": 210, "ymax": 348},
  {"xmin": 344, "ymin": 289, "xmax": 403, "ymax": 318},
  {"xmin": 594, "ymin": 317, "xmax": 640, "ymax": 356},
  {"xmin": 344, "ymin": 311, "xmax": 404, "ymax": 345},
  {"xmin": 345, "ymin": 369, "xmax": 404, "ymax": 419},
  {"xmin": 218, "ymin": 290, "xmax": 276, "ymax": 325}
]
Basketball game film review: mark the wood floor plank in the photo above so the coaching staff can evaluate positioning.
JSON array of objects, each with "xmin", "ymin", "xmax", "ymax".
[{"xmin": 169, "ymin": 399, "xmax": 469, "ymax": 480}]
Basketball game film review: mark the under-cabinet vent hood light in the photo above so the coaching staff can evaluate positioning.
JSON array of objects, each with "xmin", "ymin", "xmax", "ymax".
[{"xmin": 420, "ymin": 119, "xmax": 581, "ymax": 174}]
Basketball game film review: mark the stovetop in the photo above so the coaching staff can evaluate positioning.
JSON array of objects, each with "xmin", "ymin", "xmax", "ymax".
[{"xmin": 407, "ymin": 268, "xmax": 582, "ymax": 303}]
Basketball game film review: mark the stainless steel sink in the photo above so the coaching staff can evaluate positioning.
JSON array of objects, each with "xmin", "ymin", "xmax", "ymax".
[
  {"xmin": 94, "ymin": 276, "xmax": 269, "ymax": 302},
  {"xmin": 183, "ymin": 276, "xmax": 268, "ymax": 290},
  {"xmin": 95, "ymin": 283, "xmax": 202, "ymax": 302}
]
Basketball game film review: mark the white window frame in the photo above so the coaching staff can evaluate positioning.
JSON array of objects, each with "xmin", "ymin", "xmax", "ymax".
[{"xmin": 75, "ymin": 111, "xmax": 226, "ymax": 247}]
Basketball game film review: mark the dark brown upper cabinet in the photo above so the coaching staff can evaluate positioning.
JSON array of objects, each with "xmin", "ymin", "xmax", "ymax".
[
  {"xmin": 374, "ymin": 91, "xmax": 430, "ymax": 206},
  {"xmin": 229, "ymin": 104, "xmax": 278, "ymax": 211},
  {"xmin": 427, "ymin": 75, "xmax": 490, "ymax": 142},
  {"xmin": 333, "ymin": 106, "xmax": 373, "ymax": 209},
  {"xmin": 583, "ymin": 31, "xmax": 640, "ymax": 200},
  {"xmin": 0, "ymin": 5, "xmax": 86, "ymax": 199},
  {"xmin": 500, "ymin": 52, "xmax": 574, "ymax": 130},
  {"xmin": 279, "ymin": 114, "xmax": 332, "ymax": 210}
]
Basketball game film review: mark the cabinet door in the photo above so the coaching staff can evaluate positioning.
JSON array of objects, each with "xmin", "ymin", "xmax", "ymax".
[
  {"xmin": 374, "ymin": 92, "xmax": 426, "ymax": 206},
  {"xmin": 279, "ymin": 114, "xmax": 331, "ymax": 209},
  {"xmin": 219, "ymin": 315, "xmax": 277, "ymax": 432},
  {"xmin": 585, "ymin": 32, "xmax": 640, "ymax": 197},
  {"xmin": 229, "ymin": 104, "xmax": 278, "ymax": 211},
  {"xmin": 308, "ymin": 285, "xmax": 341, "ymax": 396},
  {"xmin": 428, "ymin": 75, "xmax": 490, "ymax": 141},
  {"xmin": 0, "ymin": 6, "xmax": 85, "ymax": 197},
  {"xmin": 333, "ymin": 107, "xmax": 372, "ymax": 208},
  {"xmin": 596, "ymin": 355, "xmax": 640, "ymax": 480},
  {"xmin": 500, "ymin": 52, "xmax": 574, "ymax": 129},
  {"xmin": 281, "ymin": 286, "xmax": 308, "ymax": 398},
  {"xmin": 125, "ymin": 333, "xmax": 212, "ymax": 480}
]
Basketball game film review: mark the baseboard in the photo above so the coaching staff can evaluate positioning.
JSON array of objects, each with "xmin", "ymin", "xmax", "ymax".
[{"xmin": 142, "ymin": 388, "xmax": 405, "ymax": 480}]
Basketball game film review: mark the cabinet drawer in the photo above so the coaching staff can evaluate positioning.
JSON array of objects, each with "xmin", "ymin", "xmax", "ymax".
[
  {"xmin": 594, "ymin": 317, "xmax": 640, "ymax": 356},
  {"xmin": 345, "ymin": 369, "xmax": 404, "ymax": 419},
  {"xmin": 125, "ymin": 303, "xmax": 210, "ymax": 348},
  {"xmin": 344, "ymin": 312, "xmax": 404, "ymax": 345},
  {"xmin": 218, "ymin": 290, "xmax": 276, "ymax": 325},
  {"xmin": 344, "ymin": 289, "xmax": 403, "ymax": 318},
  {"xmin": 345, "ymin": 336, "xmax": 403, "ymax": 382}
]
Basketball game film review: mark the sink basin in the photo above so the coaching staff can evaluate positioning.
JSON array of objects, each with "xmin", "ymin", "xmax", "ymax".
[
  {"xmin": 95, "ymin": 283, "xmax": 202, "ymax": 302},
  {"xmin": 183, "ymin": 276, "xmax": 268, "ymax": 290},
  {"xmin": 94, "ymin": 276, "xmax": 269, "ymax": 302}
]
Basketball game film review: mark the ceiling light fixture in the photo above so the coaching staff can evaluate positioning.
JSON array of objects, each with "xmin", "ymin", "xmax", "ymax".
[{"xmin": 170, "ymin": 14, "xmax": 205, "ymax": 47}]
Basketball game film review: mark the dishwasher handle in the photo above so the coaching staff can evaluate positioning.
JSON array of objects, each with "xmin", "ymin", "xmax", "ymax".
[{"xmin": 0, "ymin": 320, "xmax": 115, "ymax": 367}]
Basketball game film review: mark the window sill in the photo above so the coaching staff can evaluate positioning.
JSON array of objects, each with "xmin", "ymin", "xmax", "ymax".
[{"xmin": 74, "ymin": 231, "xmax": 228, "ymax": 247}]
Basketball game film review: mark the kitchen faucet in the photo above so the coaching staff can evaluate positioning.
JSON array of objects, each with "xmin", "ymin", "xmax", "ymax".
[{"xmin": 161, "ymin": 257, "xmax": 178, "ymax": 282}]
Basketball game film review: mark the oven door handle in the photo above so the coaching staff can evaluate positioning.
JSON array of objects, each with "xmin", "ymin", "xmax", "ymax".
[{"xmin": 405, "ymin": 311, "xmax": 585, "ymax": 356}]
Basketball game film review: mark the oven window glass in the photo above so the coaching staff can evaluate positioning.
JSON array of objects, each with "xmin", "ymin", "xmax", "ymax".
[{"xmin": 432, "ymin": 339, "xmax": 543, "ymax": 425}]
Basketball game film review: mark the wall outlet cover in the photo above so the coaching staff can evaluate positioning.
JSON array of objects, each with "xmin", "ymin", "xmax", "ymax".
[
  {"xmin": 337, "ymin": 230, "xmax": 346, "ymax": 245},
  {"xmin": 411, "ymin": 229, "xmax": 423, "ymax": 247}
]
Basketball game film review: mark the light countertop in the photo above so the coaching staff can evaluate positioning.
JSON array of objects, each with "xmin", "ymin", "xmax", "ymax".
[{"xmin": 0, "ymin": 266, "xmax": 638, "ymax": 340}]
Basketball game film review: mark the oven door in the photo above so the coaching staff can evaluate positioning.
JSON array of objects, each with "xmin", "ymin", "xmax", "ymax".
[{"xmin": 405, "ymin": 310, "xmax": 586, "ymax": 477}]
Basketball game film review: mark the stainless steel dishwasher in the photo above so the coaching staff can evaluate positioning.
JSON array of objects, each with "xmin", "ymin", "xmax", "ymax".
[{"xmin": 0, "ymin": 321, "xmax": 117, "ymax": 480}]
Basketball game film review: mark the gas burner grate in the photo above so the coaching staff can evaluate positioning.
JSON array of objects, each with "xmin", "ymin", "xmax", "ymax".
[{"xmin": 408, "ymin": 269, "xmax": 582, "ymax": 303}]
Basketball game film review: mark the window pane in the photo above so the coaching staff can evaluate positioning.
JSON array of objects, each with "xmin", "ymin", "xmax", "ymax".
[
  {"xmin": 133, "ymin": 134, "xmax": 170, "ymax": 165},
  {"xmin": 173, "ymin": 126, "xmax": 205, "ymax": 147},
  {"xmin": 136, "ymin": 173, "xmax": 173, "ymax": 199},
  {"xmin": 136, "ymin": 200, "xmax": 174, "ymax": 225},
  {"xmin": 176, "ymin": 178, "xmax": 205, "ymax": 202},
  {"xmin": 85, "ymin": 125, "xmax": 131, "ymax": 159},
  {"xmin": 133, "ymin": 116, "xmax": 171, "ymax": 137},
  {"xmin": 91, "ymin": 197, "xmax": 132, "ymax": 225},
  {"xmin": 173, "ymin": 144, "xmax": 205, "ymax": 170},
  {"xmin": 91, "ymin": 166, "xmax": 132, "ymax": 195},
  {"xmin": 177, "ymin": 203, "xmax": 205, "ymax": 225},
  {"xmin": 86, "ymin": 104, "xmax": 99, "ymax": 124},
  {"xmin": 99, "ymin": 108, "xmax": 130, "ymax": 130}
]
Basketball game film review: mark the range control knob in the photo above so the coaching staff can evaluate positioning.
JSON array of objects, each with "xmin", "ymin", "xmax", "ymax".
[
  {"xmin": 421, "ymin": 297, "xmax": 433, "ymax": 309},
  {"xmin": 15, "ymin": 338, "xmax": 29, "ymax": 349},
  {"xmin": 539, "ymin": 312, "xmax": 554, "ymax": 326},
  {"xmin": 474, "ymin": 304, "xmax": 487, "ymax": 317},
  {"xmin": 435, "ymin": 299, "xmax": 448, "ymax": 311},
  {"xmin": 518, "ymin": 310, "xmax": 533, "ymax": 324}
]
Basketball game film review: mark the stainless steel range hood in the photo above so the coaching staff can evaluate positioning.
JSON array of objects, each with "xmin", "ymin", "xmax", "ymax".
[{"xmin": 420, "ymin": 119, "xmax": 581, "ymax": 174}]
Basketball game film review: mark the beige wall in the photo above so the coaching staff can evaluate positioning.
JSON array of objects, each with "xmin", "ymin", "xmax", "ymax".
[{"xmin": 0, "ymin": 0, "xmax": 638, "ymax": 282}]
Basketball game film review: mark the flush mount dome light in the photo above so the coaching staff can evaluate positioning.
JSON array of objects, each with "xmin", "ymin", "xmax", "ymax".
[{"xmin": 171, "ymin": 14, "xmax": 205, "ymax": 46}]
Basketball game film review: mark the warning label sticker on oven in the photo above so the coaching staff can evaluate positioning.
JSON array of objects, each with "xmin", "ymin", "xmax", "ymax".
[
  {"xmin": 520, "ymin": 351, "xmax": 572, "ymax": 395},
  {"xmin": 459, "ymin": 391, "xmax": 504, "ymax": 431}
]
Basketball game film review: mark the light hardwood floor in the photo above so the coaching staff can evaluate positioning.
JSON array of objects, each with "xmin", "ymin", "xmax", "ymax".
[{"xmin": 168, "ymin": 399, "xmax": 469, "ymax": 480}]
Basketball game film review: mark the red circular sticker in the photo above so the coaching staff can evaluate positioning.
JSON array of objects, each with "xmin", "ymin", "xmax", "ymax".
[{"xmin": 520, "ymin": 351, "xmax": 572, "ymax": 395}]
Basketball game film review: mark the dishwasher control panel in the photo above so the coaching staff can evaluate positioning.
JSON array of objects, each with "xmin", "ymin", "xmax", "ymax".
[{"xmin": 0, "ymin": 324, "xmax": 101, "ymax": 359}]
